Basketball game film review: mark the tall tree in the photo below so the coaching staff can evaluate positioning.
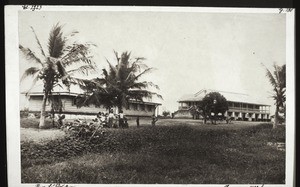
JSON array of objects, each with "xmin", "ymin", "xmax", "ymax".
[
  {"xmin": 76, "ymin": 51, "xmax": 162, "ymax": 122},
  {"xmin": 190, "ymin": 92, "xmax": 228, "ymax": 124},
  {"xmin": 20, "ymin": 23, "xmax": 96, "ymax": 128},
  {"xmin": 264, "ymin": 63, "xmax": 286, "ymax": 128}
]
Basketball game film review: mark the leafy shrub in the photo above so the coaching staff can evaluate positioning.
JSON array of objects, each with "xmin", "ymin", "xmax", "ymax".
[
  {"xmin": 162, "ymin": 111, "xmax": 170, "ymax": 117},
  {"xmin": 62, "ymin": 120, "xmax": 105, "ymax": 138}
]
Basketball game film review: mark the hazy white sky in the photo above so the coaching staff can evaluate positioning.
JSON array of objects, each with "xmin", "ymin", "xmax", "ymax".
[{"xmin": 19, "ymin": 10, "xmax": 286, "ymax": 113}]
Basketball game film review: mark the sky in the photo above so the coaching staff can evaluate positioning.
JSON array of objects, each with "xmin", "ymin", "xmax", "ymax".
[{"xmin": 18, "ymin": 9, "xmax": 286, "ymax": 113}]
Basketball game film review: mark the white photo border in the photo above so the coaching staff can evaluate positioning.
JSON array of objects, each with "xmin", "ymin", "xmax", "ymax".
[{"xmin": 5, "ymin": 5, "xmax": 295, "ymax": 187}]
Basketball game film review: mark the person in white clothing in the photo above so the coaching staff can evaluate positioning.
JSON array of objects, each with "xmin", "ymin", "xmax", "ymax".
[{"xmin": 107, "ymin": 109, "xmax": 115, "ymax": 128}]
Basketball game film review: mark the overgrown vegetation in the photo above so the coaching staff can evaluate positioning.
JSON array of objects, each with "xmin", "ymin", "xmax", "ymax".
[{"xmin": 21, "ymin": 122, "xmax": 285, "ymax": 184}]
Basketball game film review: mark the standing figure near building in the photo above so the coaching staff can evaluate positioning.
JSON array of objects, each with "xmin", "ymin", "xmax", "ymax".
[
  {"xmin": 124, "ymin": 116, "xmax": 129, "ymax": 128},
  {"xmin": 136, "ymin": 116, "xmax": 140, "ymax": 127},
  {"xmin": 118, "ymin": 110, "xmax": 124, "ymax": 128},
  {"xmin": 151, "ymin": 115, "xmax": 158, "ymax": 126},
  {"xmin": 107, "ymin": 109, "xmax": 115, "ymax": 128}
]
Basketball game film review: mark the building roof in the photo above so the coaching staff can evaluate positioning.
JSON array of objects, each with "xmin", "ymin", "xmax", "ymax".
[
  {"xmin": 178, "ymin": 94, "xmax": 204, "ymax": 102},
  {"xmin": 178, "ymin": 89, "xmax": 270, "ymax": 106},
  {"xmin": 21, "ymin": 81, "xmax": 161, "ymax": 105},
  {"xmin": 21, "ymin": 81, "xmax": 85, "ymax": 95}
]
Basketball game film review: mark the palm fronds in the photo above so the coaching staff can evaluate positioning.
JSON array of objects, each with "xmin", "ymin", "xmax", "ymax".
[
  {"xmin": 24, "ymin": 76, "xmax": 40, "ymax": 96},
  {"xmin": 61, "ymin": 43, "xmax": 95, "ymax": 66},
  {"xmin": 262, "ymin": 63, "xmax": 277, "ymax": 88},
  {"xmin": 127, "ymin": 89, "xmax": 163, "ymax": 100},
  {"xmin": 134, "ymin": 68, "xmax": 154, "ymax": 80},
  {"xmin": 19, "ymin": 45, "xmax": 43, "ymax": 65},
  {"xmin": 30, "ymin": 26, "xmax": 46, "ymax": 57},
  {"xmin": 67, "ymin": 64, "xmax": 97, "ymax": 75},
  {"xmin": 105, "ymin": 58, "xmax": 117, "ymax": 75},
  {"xmin": 129, "ymin": 81, "xmax": 160, "ymax": 90},
  {"xmin": 48, "ymin": 23, "xmax": 66, "ymax": 58},
  {"xmin": 20, "ymin": 67, "xmax": 40, "ymax": 81},
  {"xmin": 263, "ymin": 63, "xmax": 286, "ymax": 127},
  {"xmin": 74, "ymin": 51, "xmax": 162, "ymax": 111},
  {"xmin": 56, "ymin": 60, "xmax": 69, "ymax": 78}
]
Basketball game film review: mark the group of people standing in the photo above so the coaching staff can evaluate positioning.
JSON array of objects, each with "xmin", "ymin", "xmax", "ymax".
[
  {"xmin": 96, "ymin": 109, "xmax": 128, "ymax": 128},
  {"xmin": 96, "ymin": 109, "xmax": 158, "ymax": 128}
]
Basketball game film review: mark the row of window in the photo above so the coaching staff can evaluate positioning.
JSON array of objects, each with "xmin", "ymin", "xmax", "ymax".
[
  {"xmin": 71, "ymin": 98, "xmax": 153, "ymax": 112},
  {"xmin": 228, "ymin": 102, "xmax": 266, "ymax": 109},
  {"xmin": 127, "ymin": 103, "xmax": 153, "ymax": 112},
  {"xmin": 182, "ymin": 101, "xmax": 266, "ymax": 109}
]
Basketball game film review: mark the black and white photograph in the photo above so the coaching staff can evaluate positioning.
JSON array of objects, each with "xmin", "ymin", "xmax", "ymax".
[{"xmin": 5, "ymin": 5, "xmax": 295, "ymax": 187}]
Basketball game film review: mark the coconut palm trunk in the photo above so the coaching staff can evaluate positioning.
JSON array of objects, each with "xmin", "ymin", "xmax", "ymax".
[
  {"xmin": 117, "ymin": 101, "xmax": 124, "ymax": 128},
  {"xmin": 39, "ymin": 91, "xmax": 49, "ymax": 128}
]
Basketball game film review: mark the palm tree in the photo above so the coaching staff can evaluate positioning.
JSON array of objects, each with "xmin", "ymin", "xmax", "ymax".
[
  {"xmin": 77, "ymin": 51, "xmax": 162, "ymax": 122},
  {"xmin": 263, "ymin": 63, "xmax": 286, "ymax": 128},
  {"xmin": 20, "ymin": 23, "xmax": 97, "ymax": 128}
]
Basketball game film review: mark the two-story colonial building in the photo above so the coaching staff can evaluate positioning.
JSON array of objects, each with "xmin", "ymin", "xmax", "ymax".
[{"xmin": 174, "ymin": 89, "xmax": 271, "ymax": 121}]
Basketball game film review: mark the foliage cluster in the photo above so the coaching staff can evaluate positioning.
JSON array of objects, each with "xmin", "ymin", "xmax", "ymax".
[
  {"xmin": 61, "ymin": 121, "xmax": 105, "ymax": 139},
  {"xmin": 190, "ymin": 92, "xmax": 228, "ymax": 123},
  {"xmin": 162, "ymin": 111, "xmax": 170, "ymax": 117}
]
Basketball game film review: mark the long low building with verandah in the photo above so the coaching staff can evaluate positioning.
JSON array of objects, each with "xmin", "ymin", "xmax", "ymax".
[
  {"xmin": 20, "ymin": 84, "xmax": 161, "ymax": 119},
  {"xmin": 174, "ymin": 89, "xmax": 271, "ymax": 121}
]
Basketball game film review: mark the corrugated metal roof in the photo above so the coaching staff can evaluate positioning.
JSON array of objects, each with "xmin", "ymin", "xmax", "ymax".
[{"xmin": 178, "ymin": 89, "xmax": 270, "ymax": 106}]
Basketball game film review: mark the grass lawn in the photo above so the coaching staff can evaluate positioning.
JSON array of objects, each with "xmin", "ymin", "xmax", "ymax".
[{"xmin": 21, "ymin": 119, "xmax": 285, "ymax": 184}]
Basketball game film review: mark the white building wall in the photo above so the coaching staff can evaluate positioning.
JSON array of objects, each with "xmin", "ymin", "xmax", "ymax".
[{"xmin": 27, "ymin": 95, "xmax": 158, "ymax": 118}]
